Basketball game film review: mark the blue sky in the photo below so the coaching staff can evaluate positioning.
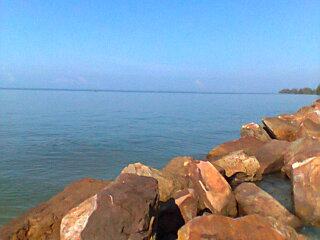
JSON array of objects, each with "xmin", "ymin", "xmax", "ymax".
[{"xmin": 0, "ymin": 0, "xmax": 319, "ymax": 92}]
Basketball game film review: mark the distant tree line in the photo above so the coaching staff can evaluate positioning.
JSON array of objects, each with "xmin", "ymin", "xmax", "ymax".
[{"xmin": 279, "ymin": 84, "xmax": 320, "ymax": 95}]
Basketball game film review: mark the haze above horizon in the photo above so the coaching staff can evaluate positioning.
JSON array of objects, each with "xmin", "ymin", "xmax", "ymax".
[{"xmin": 1, "ymin": 1, "xmax": 319, "ymax": 92}]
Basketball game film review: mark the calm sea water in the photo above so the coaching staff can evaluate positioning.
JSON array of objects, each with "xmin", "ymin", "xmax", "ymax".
[{"xmin": 0, "ymin": 90, "xmax": 318, "ymax": 234}]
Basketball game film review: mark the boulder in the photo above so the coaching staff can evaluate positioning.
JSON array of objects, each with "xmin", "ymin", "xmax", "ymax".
[
  {"xmin": 212, "ymin": 150, "xmax": 261, "ymax": 183},
  {"xmin": 60, "ymin": 173, "xmax": 159, "ymax": 240},
  {"xmin": 262, "ymin": 116, "xmax": 299, "ymax": 141},
  {"xmin": 235, "ymin": 182, "xmax": 302, "ymax": 228},
  {"xmin": 240, "ymin": 122, "xmax": 271, "ymax": 142},
  {"xmin": 292, "ymin": 156, "xmax": 320, "ymax": 226},
  {"xmin": 188, "ymin": 160, "xmax": 237, "ymax": 217},
  {"xmin": 0, "ymin": 178, "xmax": 111, "ymax": 240},
  {"xmin": 161, "ymin": 156, "xmax": 193, "ymax": 192},
  {"xmin": 121, "ymin": 162, "xmax": 174, "ymax": 201},
  {"xmin": 207, "ymin": 136, "xmax": 265, "ymax": 160},
  {"xmin": 282, "ymin": 137, "xmax": 320, "ymax": 177},
  {"xmin": 296, "ymin": 118, "xmax": 320, "ymax": 139},
  {"xmin": 173, "ymin": 189, "xmax": 198, "ymax": 223},
  {"xmin": 177, "ymin": 214, "xmax": 306, "ymax": 240},
  {"xmin": 156, "ymin": 188, "xmax": 198, "ymax": 240},
  {"xmin": 255, "ymin": 139, "xmax": 290, "ymax": 174}
]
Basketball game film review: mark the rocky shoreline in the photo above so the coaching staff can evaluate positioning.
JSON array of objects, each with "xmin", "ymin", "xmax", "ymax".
[{"xmin": 1, "ymin": 100, "xmax": 320, "ymax": 240}]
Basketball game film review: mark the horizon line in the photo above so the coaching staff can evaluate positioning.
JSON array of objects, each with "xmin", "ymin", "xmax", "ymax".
[{"xmin": 0, "ymin": 87, "xmax": 278, "ymax": 95}]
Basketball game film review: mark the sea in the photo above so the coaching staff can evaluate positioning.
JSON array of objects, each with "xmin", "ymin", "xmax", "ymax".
[{"xmin": 0, "ymin": 89, "xmax": 318, "ymax": 238}]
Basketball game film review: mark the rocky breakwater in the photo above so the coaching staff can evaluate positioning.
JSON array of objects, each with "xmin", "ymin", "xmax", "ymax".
[{"xmin": 1, "ymin": 99, "xmax": 320, "ymax": 240}]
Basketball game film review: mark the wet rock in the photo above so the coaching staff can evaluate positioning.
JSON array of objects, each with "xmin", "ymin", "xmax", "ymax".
[
  {"xmin": 0, "ymin": 178, "xmax": 111, "ymax": 240},
  {"xmin": 177, "ymin": 214, "xmax": 306, "ymax": 240},
  {"xmin": 235, "ymin": 182, "xmax": 302, "ymax": 228},
  {"xmin": 188, "ymin": 160, "xmax": 237, "ymax": 217},
  {"xmin": 207, "ymin": 136, "xmax": 265, "ymax": 160},
  {"xmin": 240, "ymin": 122, "xmax": 271, "ymax": 141},
  {"xmin": 255, "ymin": 140, "xmax": 290, "ymax": 174},
  {"xmin": 283, "ymin": 137, "xmax": 320, "ymax": 177},
  {"xmin": 121, "ymin": 162, "xmax": 174, "ymax": 201},
  {"xmin": 212, "ymin": 150, "xmax": 261, "ymax": 183},
  {"xmin": 292, "ymin": 156, "xmax": 320, "ymax": 226},
  {"xmin": 173, "ymin": 188, "xmax": 198, "ymax": 223},
  {"xmin": 60, "ymin": 173, "xmax": 159, "ymax": 240},
  {"xmin": 262, "ymin": 116, "xmax": 299, "ymax": 141}
]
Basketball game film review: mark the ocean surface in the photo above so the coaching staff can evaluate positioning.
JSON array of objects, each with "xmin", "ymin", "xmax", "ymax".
[{"xmin": 0, "ymin": 90, "xmax": 319, "ymax": 236}]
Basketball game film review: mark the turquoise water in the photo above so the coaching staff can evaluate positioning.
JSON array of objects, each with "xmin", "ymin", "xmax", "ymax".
[{"xmin": 0, "ymin": 90, "xmax": 317, "ymax": 230}]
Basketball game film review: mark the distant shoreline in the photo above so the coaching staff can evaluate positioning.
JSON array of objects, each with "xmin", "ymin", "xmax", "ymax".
[
  {"xmin": 0, "ymin": 87, "xmax": 276, "ymax": 95},
  {"xmin": 279, "ymin": 86, "xmax": 319, "ymax": 95}
]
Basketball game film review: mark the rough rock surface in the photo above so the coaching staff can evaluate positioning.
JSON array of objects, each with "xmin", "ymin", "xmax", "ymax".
[
  {"xmin": 296, "ymin": 119, "xmax": 320, "ymax": 139},
  {"xmin": 292, "ymin": 156, "xmax": 320, "ymax": 226},
  {"xmin": 235, "ymin": 182, "xmax": 302, "ymax": 228},
  {"xmin": 255, "ymin": 139, "xmax": 290, "ymax": 174},
  {"xmin": 283, "ymin": 137, "xmax": 320, "ymax": 177},
  {"xmin": 188, "ymin": 160, "xmax": 237, "ymax": 217},
  {"xmin": 262, "ymin": 116, "xmax": 299, "ymax": 141},
  {"xmin": 121, "ymin": 162, "xmax": 174, "ymax": 201},
  {"xmin": 212, "ymin": 150, "xmax": 261, "ymax": 183},
  {"xmin": 161, "ymin": 156, "xmax": 193, "ymax": 192},
  {"xmin": 173, "ymin": 189, "xmax": 198, "ymax": 223},
  {"xmin": 60, "ymin": 173, "xmax": 159, "ymax": 240},
  {"xmin": 240, "ymin": 122, "xmax": 271, "ymax": 142},
  {"xmin": 177, "ymin": 214, "xmax": 306, "ymax": 240},
  {"xmin": 207, "ymin": 136, "xmax": 265, "ymax": 160},
  {"xmin": 0, "ymin": 178, "xmax": 111, "ymax": 240}
]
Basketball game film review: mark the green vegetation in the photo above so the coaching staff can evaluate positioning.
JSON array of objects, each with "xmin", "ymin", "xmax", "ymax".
[{"xmin": 279, "ymin": 85, "xmax": 320, "ymax": 95}]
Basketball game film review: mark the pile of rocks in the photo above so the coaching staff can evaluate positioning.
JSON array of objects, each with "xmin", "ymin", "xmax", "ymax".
[{"xmin": 1, "ymin": 100, "xmax": 320, "ymax": 240}]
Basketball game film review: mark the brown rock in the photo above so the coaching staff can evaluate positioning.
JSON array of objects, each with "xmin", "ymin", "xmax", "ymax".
[
  {"xmin": 188, "ymin": 160, "xmax": 237, "ymax": 217},
  {"xmin": 296, "ymin": 118, "xmax": 320, "ymax": 139},
  {"xmin": 212, "ymin": 150, "xmax": 261, "ymax": 183},
  {"xmin": 60, "ymin": 173, "xmax": 159, "ymax": 240},
  {"xmin": 255, "ymin": 139, "xmax": 290, "ymax": 174},
  {"xmin": 207, "ymin": 136, "xmax": 265, "ymax": 160},
  {"xmin": 292, "ymin": 156, "xmax": 320, "ymax": 226},
  {"xmin": 262, "ymin": 116, "xmax": 299, "ymax": 141},
  {"xmin": 121, "ymin": 162, "xmax": 174, "ymax": 201},
  {"xmin": 240, "ymin": 122, "xmax": 271, "ymax": 141},
  {"xmin": 173, "ymin": 189, "xmax": 198, "ymax": 223},
  {"xmin": 177, "ymin": 214, "xmax": 306, "ymax": 240},
  {"xmin": 283, "ymin": 137, "xmax": 320, "ymax": 177},
  {"xmin": 235, "ymin": 182, "xmax": 302, "ymax": 228},
  {"xmin": 0, "ymin": 178, "xmax": 111, "ymax": 240},
  {"xmin": 162, "ymin": 156, "xmax": 193, "ymax": 192}
]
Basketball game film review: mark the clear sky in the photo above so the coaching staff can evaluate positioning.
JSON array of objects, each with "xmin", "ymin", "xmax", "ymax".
[{"xmin": 0, "ymin": 0, "xmax": 319, "ymax": 92}]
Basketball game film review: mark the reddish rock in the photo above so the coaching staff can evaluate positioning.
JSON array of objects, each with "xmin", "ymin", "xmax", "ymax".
[
  {"xmin": 177, "ymin": 214, "xmax": 306, "ymax": 240},
  {"xmin": 212, "ymin": 150, "xmax": 261, "ymax": 183},
  {"xmin": 292, "ymin": 156, "xmax": 320, "ymax": 226},
  {"xmin": 262, "ymin": 116, "xmax": 299, "ymax": 141},
  {"xmin": 188, "ymin": 160, "xmax": 237, "ymax": 217},
  {"xmin": 296, "ymin": 118, "xmax": 320, "ymax": 139},
  {"xmin": 255, "ymin": 139, "xmax": 290, "ymax": 174},
  {"xmin": 0, "ymin": 178, "xmax": 111, "ymax": 240},
  {"xmin": 235, "ymin": 182, "xmax": 302, "ymax": 228},
  {"xmin": 240, "ymin": 122, "xmax": 271, "ymax": 142},
  {"xmin": 162, "ymin": 156, "xmax": 193, "ymax": 192},
  {"xmin": 60, "ymin": 173, "xmax": 159, "ymax": 240},
  {"xmin": 283, "ymin": 137, "xmax": 320, "ymax": 177},
  {"xmin": 173, "ymin": 189, "xmax": 198, "ymax": 223},
  {"xmin": 121, "ymin": 162, "xmax": 174, "ymax": 201},
  {"xmin": 207, "ymin": 136, "xmax": 265, "ymax": 160}
]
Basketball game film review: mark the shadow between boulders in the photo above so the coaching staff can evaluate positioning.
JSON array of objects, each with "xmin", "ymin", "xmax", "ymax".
[{"xmin": 156, "ymin": 198, "xmax": 185, "ymax": 240}]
